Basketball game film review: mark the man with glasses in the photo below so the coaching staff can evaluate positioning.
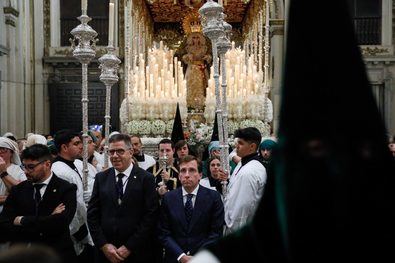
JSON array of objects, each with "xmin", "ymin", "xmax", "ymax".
[
  {"xmin": 0, "ymin": 144, "xmax": 77, "ymax": 261},
  {"xmin": 88, "ymin": 133, "xmax": 158, "ymax": 263},
  {"xmin": 51, "ymin": 129, "xmax": 94, "ymax": 262}
]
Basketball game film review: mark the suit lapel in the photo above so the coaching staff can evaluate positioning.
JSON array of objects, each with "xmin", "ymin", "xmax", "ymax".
[
  {"xmin": 188, "ymin": 187, "xmax": 205, "ymax": 232},
  {"xmin": 175, "ymin": 188, "xmax": 188, "ymax": 232},
  {"xmin": 106, "ymin": 168, "xmax": 119, "ymax": 207},
  {"xmin": 121, "ymin": 165, "xmax": 139, "ymax": 205},
  {"xmin": 24, "ymin": 183, "xmax": 36, "ymax": 214},
  {"xmin": 41, "ymin": 175, "xmax": 57, "ymax": 204}
]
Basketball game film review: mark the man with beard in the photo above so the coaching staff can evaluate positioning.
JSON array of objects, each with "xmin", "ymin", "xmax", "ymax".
[{"xmin": 0, "ymin": 144, "xmax": 77, "ymax": 261}]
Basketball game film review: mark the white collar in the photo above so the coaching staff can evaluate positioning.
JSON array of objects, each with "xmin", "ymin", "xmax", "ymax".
[
  {"xmin": 182, "ymin": 184, "xmax": 199, "ymax": 196},
  {"xmin": 34, "ymin": 172, "xmax": 53, "ymax": 185},
  {"xmin": 115, "ymin": 163, "xmax": 133, "ymax": 178}
]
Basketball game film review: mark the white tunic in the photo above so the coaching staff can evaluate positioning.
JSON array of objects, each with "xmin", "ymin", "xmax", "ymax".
[
  {"xmin": 0, "ymin": 164, "xmax": 26, "ymax": 213},
  {"xmin": 224, "ymin": 159, "xmax": 266, "ymax": 234},
  {"xmin": 137, "ymin": 154, "xmax": 156, "ymax": 170},
  {"xmin": 51, "ymin": 160, "xmax": 93, "ymax": 255}
]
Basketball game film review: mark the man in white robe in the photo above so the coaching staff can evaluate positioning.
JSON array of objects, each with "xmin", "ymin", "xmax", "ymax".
[
  {"xmin": 51, "ymin": 130, "xmax": 93, "ymax": 262},
  {"xmin": 131, "ymin": 135, "xmax": 156, "ymax": 170},
  {"xmin": 222, "ymin": 127, "xmax": 266, "ymax": 235}
]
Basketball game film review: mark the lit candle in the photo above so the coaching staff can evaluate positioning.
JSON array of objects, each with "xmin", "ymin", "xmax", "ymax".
[
  {"xmin": 81, "ymin": 0, "xmax": 87, "ymax": 14},
  {"xmin": 108, "ymin": 1, "xmax": 115, "ymax": 46}
]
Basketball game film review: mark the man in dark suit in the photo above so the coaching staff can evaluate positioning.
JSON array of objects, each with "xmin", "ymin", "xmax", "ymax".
[
  {"xmin": 158, "ymin": 155, "xmax": 224, "ymax": 263},
  {"xmin": 0, "ymin": 144, "xmax": 77, "ymax": 262},
  {"xmin": 88, "ymin": 134, "xmax": 159, "ymax": 263}
]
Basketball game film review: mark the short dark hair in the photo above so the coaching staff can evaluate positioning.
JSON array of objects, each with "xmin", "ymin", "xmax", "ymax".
[
  {"xmin": 175, "ymin": 140, "xmax": 188, "ymax": 151},
  {"xmin": 21, "ymin": 144, "xmax": 52, "ymax": 162},
  {"xmin": 179, "ymin": 155, "xmax": 202, "ymax": 173},
  {"xmin": 234, "ymin": 127, "xmax": 262, "ymax": 150},
  {"xmin": 54, "ymin": 129, "xmax": 80, "ymax": 152},
  {"xmin": 130, "ymin": 135, "xmax": 142, "ymax": 143},
  {"xmin": 158, "ymin": 138, "xmax": 174, "ymax": 149},
  {"xmin": 109, "ymin": 134, "xmax": 132, "ymax": 148}
]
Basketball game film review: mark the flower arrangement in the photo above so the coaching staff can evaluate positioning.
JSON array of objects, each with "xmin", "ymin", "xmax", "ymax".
[{"xmin": 151, "ymin": 120, "xmax": 166, "ymax": 136}]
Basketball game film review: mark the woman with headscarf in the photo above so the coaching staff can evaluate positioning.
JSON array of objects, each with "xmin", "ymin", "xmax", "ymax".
[
  {"xmin": 200, "ymin": 156, "xmax": 228, "ymax": 195},
  {"xmin": 259, "ymin": 139, "xmax": 277, "ymax": 167},
  {"xmin": 0, "ymin": 137, "xmax": 26, "ymax": 213}
]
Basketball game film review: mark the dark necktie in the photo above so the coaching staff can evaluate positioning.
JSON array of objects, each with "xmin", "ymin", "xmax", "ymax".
[
  {"xmin": 185, "ymin": 194, "xmax": 194, "ymax": 225},
  {"xmin": 34, "ymin": 183, "xmax": 45, "ymax": 204},
  {"xmin": 116, "ymin": 173, "xmax": 125, "ymax": 202}
]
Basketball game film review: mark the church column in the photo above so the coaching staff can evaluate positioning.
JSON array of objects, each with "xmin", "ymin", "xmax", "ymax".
[
  {"xmin": 32, "ymin": 0, "xmax": 47, "ymax": 134},
  {"xmin": 270, "ymin": 19, "xmax": 284, "ymax": 135}
]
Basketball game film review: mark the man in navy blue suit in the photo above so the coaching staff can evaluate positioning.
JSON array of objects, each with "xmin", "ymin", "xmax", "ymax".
[{"xmin": 158, "ymin": 155, "xmax": 224, "ymax": 263}]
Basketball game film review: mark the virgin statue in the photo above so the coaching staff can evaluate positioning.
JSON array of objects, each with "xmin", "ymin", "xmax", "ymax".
[{"xmin": 178, "ymin": 32, "xmax": 212, "ymax": 111}]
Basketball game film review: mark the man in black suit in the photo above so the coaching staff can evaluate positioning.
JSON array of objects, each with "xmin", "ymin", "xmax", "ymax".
[
  {"xmin": 158, "ymin": 155, "xmax": 224, "ymax": 263},
  {"xmin": 88, "ymin": 134, "xmax": 159, "ymax": 263},
  {"xmin": 0, "ymin": 144, "xmax": 77, "ymax": 262}
]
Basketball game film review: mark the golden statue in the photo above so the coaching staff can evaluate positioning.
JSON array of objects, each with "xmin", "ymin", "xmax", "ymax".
[{"xmin": 177, "ymin": 10, "xmax": 212, "ymax": 112}]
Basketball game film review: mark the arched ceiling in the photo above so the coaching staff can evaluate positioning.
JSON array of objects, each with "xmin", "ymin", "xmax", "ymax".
[{"xmin": 146, "ymin": 0, "xmax": 249, "ymax": 23}]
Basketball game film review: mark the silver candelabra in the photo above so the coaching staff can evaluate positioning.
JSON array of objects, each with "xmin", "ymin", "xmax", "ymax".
[
  {"xmin": 199, "ymin": 0, "xmax": 230, "ymax": 196},
  {"xmin": 70, "ymin": 12, "xmax": 98, "ymax": 191},
  {"xmin": 99, "ymin": 46, "xmax": 121, "ymax": 167}
]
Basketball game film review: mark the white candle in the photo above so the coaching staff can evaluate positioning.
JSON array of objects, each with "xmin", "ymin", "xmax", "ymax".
[
  {"xmin": 81, "ymin": 0, "xmax": 87, "ymax": 14},
  {"xmin": 109, "ymin": 1, "xmax": 115, "ymax": 46}
]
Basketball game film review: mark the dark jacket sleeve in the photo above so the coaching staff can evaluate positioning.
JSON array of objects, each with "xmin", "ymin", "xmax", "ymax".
[
  {"xmin": 21, "ymin": 184, "xmax": 77, "ymax": 235},
  {"xmin": 125, "ymin": 172, "xmax": 159, "ymax": 251},
  {"xmin": 0, "ymin": 183, "xmax": 77, "ymax": 238},
  {"xmin": 158, "ymin": 193, "xmax": 184, "ymax": 258},
  {"xmin": 87, "ymin": 173, "xmax": 108, "ymax": 248},
  {"xmin": 201, "ymin": 191, "xmax": 224, "ymax": 248}
]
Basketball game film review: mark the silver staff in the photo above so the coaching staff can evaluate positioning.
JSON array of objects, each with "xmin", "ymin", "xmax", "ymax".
[
  {"xmin": 158, "ymin": 154, "xmax": 169, "ymax": 187},
  {"xmin": 199, "ymin": 0, "xmax": 229, "ymax": 195},
  {"xmin": 70, "ymin": 9, "xmax": 97, "ymax": 191},
  {"xmin": 99, "ymin": 46, "xmax": 121, "ymax": 167}
]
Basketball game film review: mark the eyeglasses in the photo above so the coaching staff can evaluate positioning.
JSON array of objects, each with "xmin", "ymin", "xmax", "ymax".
[
  {"xmin": 21, "ymin": 160, "xmax": 46, "ymax": 171},
  {"xmin": 109, "ymin": 148, "xmax": 130, "ymax": 156}
]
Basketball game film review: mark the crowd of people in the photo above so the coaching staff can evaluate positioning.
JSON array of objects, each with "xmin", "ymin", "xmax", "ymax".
[{"xmin": 0, "ymin": 128, "xmax": 394, "ymax": 263}]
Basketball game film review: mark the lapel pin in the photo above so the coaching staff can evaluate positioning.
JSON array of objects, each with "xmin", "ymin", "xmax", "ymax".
[
  {"xmin": 53, "ymin": 189, "xmax": 57, "ymax": 192},
  {"xmin": 133, "ymin": 176, "xmax": 136, "ymax": 179}
]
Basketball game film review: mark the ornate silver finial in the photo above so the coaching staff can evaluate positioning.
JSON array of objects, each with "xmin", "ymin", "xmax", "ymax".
[
  {"xmin": 99, "ymin": 45, "xmax": 121, "ymax": 167},
  {"xmin": 70, "ymin": 13, "xmax": 97, "ymax": 192}
]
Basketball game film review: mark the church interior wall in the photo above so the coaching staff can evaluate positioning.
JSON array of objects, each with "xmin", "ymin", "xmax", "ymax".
[{"xmin": 2, "ymin": 0, "xmax": 395, "ymax": 140}]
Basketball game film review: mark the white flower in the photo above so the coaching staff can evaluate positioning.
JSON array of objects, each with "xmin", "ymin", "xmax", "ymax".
[
  {"xmin": 139, "ymin": 120, "xmax": 151, "ymax": 135},
  {"xmin": 151, "ymin": 120, "xmax": 166, "ymax": 136}
]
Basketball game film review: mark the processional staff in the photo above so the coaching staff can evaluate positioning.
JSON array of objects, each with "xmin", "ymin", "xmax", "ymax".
[
  {"xmin": 99, "ymin": 0, "xmax": 121, "ymax": 168},
  {"xmin": 199, "ymin": 0, "xmax": 230, "ymax": 196},
  {"xmin": 70, "ymin": 0, "xmax": 97, "ymax": 191}
]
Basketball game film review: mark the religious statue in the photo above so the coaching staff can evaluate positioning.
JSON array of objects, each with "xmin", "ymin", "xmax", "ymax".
[{"xmin": 179, "ymin": 32, "xmax": 212, "ymax": 111}]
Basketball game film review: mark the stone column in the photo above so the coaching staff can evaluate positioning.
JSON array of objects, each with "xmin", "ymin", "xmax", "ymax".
[{"xmin": 270, "ymin": 19, "xmax": 284, "ymax": 135}]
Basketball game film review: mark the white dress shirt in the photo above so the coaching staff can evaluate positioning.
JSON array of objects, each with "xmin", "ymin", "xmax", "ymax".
[
  {"xmin": 114, "ymin": 164, "xmax": 133, "ymax": 193},
  {"xmin": 182, "ymin": 184, "xmax": 199, "ymax": 207},
  {"xmin": 33, "ymin": 173, "xmax": 53, "ymax": 198},
  {"xmin": 177, "ymin": 184, "xmax": 200, "ymax": 261}
]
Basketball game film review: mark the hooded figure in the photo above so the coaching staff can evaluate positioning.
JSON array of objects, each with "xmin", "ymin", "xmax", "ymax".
[
  {"xmin": 259, "ymin": 139, "xmax": 277, "ymax": 166},
  {"xmin": 191, "ymin": 0, "xmax": 395, "ymax": 262}
]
